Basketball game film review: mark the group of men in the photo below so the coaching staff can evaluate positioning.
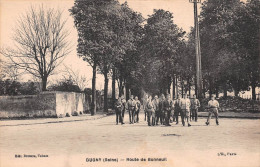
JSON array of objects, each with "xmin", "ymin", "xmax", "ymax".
[
  {"xmin": 115, "ymin": 93, "xmax": 220, "ymax": 127},
  {"xmin": 114, "ymin": 95, "xmax": 141, "ymax": 125},
  {"xmin": 143, "ymin": 94, "xmax": 200, "ymax": 127}
]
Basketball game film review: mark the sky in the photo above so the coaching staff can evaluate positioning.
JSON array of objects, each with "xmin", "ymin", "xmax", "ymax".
[{"xmin": 0, "ymin": 0, "xmax": 204, "ymax": 90}]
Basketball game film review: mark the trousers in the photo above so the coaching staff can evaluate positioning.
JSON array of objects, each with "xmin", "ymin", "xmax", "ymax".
[
  {"xmin": 165, "ymin": 109, "xmax": 171, "ymax": 125},
  {"xmin": 115, "ymin": 108, "xmax": 122, "ymax": 124},
  {"xmin": 129, "ymin": 107, "xmax": 135, "ymax": 123},
  {"xmin": 135, "ymin": 109, "xmax": 140, "ymax": 123},
  {"xmin": 207, "ymin": 108, "xmax": 219, "ymax": 124},
  {"xmin": 191, "ymin": 108, "xmax": 198, "ymax": 121},
  {"xmin": 147, "ymin": 109, "xmax": 155, "ymax": 126}
]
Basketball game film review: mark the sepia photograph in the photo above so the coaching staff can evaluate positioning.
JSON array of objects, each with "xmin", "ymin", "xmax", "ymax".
[{"xmin": 0, "ymin": 0, "xmax": 260, "ymax": 166}]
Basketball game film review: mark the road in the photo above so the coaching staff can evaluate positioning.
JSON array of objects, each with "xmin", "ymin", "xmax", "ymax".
[{"xmin": 0, "ymin": 112, "xmax": 260, "ymax": 167}]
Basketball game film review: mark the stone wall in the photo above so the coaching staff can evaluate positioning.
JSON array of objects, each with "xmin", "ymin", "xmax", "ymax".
[{"xmin": 0, "ymin": 91, "xmax": 86, "ymax": 118}]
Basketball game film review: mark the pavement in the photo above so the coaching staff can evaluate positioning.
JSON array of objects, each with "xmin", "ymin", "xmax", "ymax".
[
  {"xmin": 0, "ymin": 111, "xmax": 260, "ymax": 167},
  {"xmin": 0, "ymin": 112, "xmax": 111, "ymax": 127}
]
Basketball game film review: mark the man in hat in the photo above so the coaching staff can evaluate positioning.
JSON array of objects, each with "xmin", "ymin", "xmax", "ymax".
[
  {"xmin": 126, "ymin": 95, "xmax": 136, "ymax": 124},
  {"xmin": 205, "ymin": 95, "xmax": 220, "ymax": 126}
]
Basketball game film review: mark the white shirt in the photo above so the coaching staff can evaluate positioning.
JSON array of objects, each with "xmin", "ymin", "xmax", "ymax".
[
  {"xmin": 208, "ymin": 100, "xmax": 219, "ymax": 108},
  {"xmin": 179, "ymin": 98, "xmax": 191, "ymax": 110}
]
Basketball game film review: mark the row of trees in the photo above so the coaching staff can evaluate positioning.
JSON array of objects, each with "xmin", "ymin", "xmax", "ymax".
[
  {"xmin": 199, "ymin": 0, "xmax": 259, "ymax": 99},
  {"xmin": 70, "ymin": 0, "xmax": 259, "ymax": 115},
  {"xmin": 70, "ymin": 0, "xmax": 144, "ymax": 114},
  {"xmin": 1, "ymin": 0, "xmax": 258, "ymax": 115}
]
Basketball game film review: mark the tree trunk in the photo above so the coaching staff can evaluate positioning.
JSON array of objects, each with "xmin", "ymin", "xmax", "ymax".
[
  {"xmin": 216, "ymin": 86, "xmax": 219, "ymax": 98},
  {"xmin": 42, "ymin": 75, "xmax": 47, "ymax": 91},
  {"xmin": 223, "ymin": 83, "xmax": 227, "ymax": 98},
  {"xmin": 195, "ymin": 80, "xmax": 197, "ymax": 97},
  {"xmin": 112, "ymin": 67, "xmax": 116, "ymax": 109},
  {"xmin": 172, "ymin": 75, "xmax": 175, "ymax": 98},
  {"xmin": 118, "ymin": 75, "xmax": 124, "ymax": 97},
  {"xmin": 181, "ymin": 77, "xmax": 184, "ymax": 98},
  {"xmin": 252, "ymin": 84, "xmax": 256, "ymax": 100},
  {"xmin": 188, "ymin": 84, "xmax": 191, "ymax": 97},
  {"xmin": 234, "ymin": 88, "xmax": 239, "ymax": 97},
  {"xmin": 209, "ymin": 77, "xmax": 213, "ymax": 97},
  {"xmin": 168, "ymin": 76, "xmax": 171, "ymax": 95},
  {"xmin": 104, "ymin": 72, "xmax": 109, "ymax": 113},
  {"xmin": 126, "ymin": 81, "xmax": 130, "ymax": 100},
  {"xmin": 91, "ymin": 63, "xmax": 97, "ymax": 115},
  {"xmin": 175, "ymin": 76, "xmax": 178, "ymax": 98}
]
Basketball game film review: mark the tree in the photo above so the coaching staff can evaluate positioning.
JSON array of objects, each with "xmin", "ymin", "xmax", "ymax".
[
  {"xmin": 0, "ymin": 58, "xmax": 20, "ymax": 81},
  {"xmin": 227, "ymin": 0, "xmax": 260, "ymax": 99},
  {"xmin": 63, "ymin": 65, "xmax": 89, "ymax": 91},
  {"xmin": 70, "ymin": 0, "xmax": 120, "ymax": 114},
  {"xmin": 112, "ymin": 2, "xmax": 144, "ymax": 101},
  {"xmin": 70, "ymin": 0, "xmax": 144, "ymax": 112},
  {"xmin": 137, "ymin": 9, "xmax": 185, "ymax": 95},
  {"xmin": 1, "ymin": 5, "xmax": 70, "ymax": 91},
  {"xmin": 199, "ymin": 0, "xmax": 249, "ymax": 97}
]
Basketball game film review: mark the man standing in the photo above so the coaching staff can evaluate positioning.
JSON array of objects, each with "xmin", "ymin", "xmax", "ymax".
[
  {"xmin": 126, "ymin": 95, "xmax": 136, "ymax": 124},
  {"xmin": 121, "ymin": 95, "xmax": 126, "ymax": 123},
  {"xmin": 142, "ymin": 94, "xmax": 149, "ymax": 121},
  {"xmin": 158, "ymin": 94, "xmax": 165, "ymax": 125},
  {"xmin": 146, "ymin": 96, "xmax": 154, "ymax": 126},
  {"xmin": 174, "ymin": 96, "xmax": 181, "ymax": 125},
  {"xmin": 114, "ymin": 97, "xmax": 124, "ymax": 125},
  {"xmin": 190, "ymin": 94, "xmax": 200, "ymax": 122},
  {"xmin": 152, "ymin": 95, "xmax": 160, "ymax": 125},
  {"xmin": 179, "ymin": 94, "xmax": 191, "ymax": 127},
  {"xmin": 163, "ymin": 94, "xmax": 174, "ymax": 126},
  {"xmin": 135, "ymin": 96, "xmax": 141, "ymax": 123},
  {"xmin": 205, "ymin": 95, "xmax": 220, "ymax": 126}
]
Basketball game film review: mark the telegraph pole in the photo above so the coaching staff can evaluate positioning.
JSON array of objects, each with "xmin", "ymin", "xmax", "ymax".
[{"xmin": 189, "ymin": 0, "xmax": 203, "ymax": 98}]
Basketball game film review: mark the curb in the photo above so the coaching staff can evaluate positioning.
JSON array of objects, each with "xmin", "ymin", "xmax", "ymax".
[{"xmin": 0, "ymin": 113, "xmax": 115, "ymax": 127}]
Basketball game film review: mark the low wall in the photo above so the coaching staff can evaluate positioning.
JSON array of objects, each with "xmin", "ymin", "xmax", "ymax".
[
  {"xmin": 55, "ymin": 92, "xmax": 85, "ymax": 117},
  {"xmin": 0, "ymin": 91, "xmax": 86, "ymax": 118}
]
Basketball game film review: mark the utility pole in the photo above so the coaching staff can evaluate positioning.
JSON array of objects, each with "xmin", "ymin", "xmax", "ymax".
[{"xmin": 189, "ymin": 0, "xmax": 203, "ymax": 98}]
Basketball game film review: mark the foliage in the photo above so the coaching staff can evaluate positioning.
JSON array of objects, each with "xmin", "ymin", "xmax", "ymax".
[
  {"xmin": 0, "ymin": 79, "xmax": 39, "ymax": 96},
  {"xmin": 48, "ymin": 78, "xmax": 81, "ymax": 92},
  {"xmin": 136, "ymin": 9, "xmax": 185, "ymax": 95}
]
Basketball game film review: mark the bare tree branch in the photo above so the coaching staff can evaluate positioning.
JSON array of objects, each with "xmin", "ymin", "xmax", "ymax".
[{"xmin": 0, "ymin": 5, "xmax": 71, "ymax": 91}]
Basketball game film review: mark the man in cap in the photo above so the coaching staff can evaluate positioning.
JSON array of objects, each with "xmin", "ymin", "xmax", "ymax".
[
  {"xmin": 174, "ymin": 96, "xmax": 182, "ymax": 124},
  {"xmin": 190, "ymin": 94, "xmax": 200, "ymax": 122},
  {"xmin": 142, "ymin": 94, "xmax": 149, "ymax": 121},
  {"xmin": 152, "ymin": 95, "xmax": 160, "ymax": 125},
  {"xmin": 121, "ymin": 95, "xmax": 126, "ymax": 123},
  {"xmin": 158, "ymin": 94, "xmax": 165, "ymax": 125},
  {"xmin": 146, "ymin": 95, "xmax": 155, "ymax": 126},
  {"xmin": 179, "ymin": 94, "xmax": 191, "ymax": 127},
  {"xmin": 135, "ymin": 96, "xmax": 141, "ymax": 123},
  {"xmin": 205, "ymin": 95, "xmax": 220, "ymax": 126},
  {"xmin": 126, "ymin": 95, "xmax": 136, "ymax": 124},
  {"xmin": 114, "ymin": 97, "xmax": 124, "ymax": 125},
  {"xmin": 163, "ymin": 94, "xmax": 174, "ymax": 126}
]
